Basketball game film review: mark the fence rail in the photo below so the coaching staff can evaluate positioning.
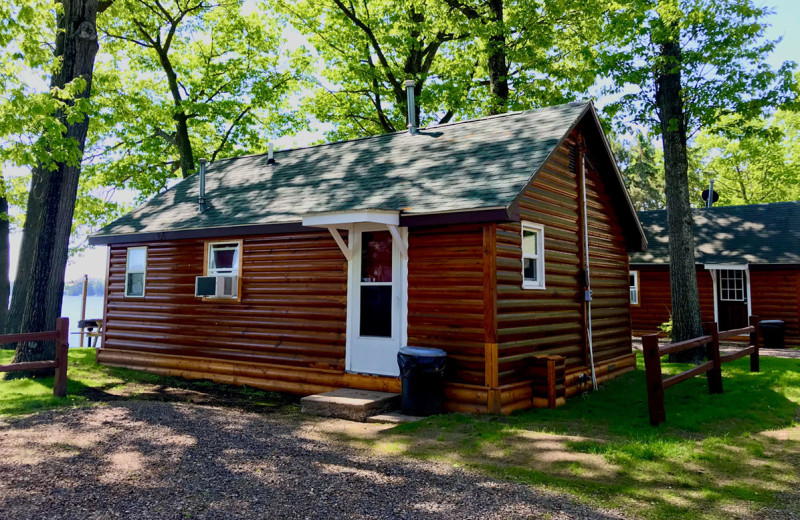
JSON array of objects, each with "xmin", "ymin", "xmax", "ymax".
[
  {"xmin": 643, "ymin": 316, "xmax": 761, "ymax": 426},
  {"xmin": 0, "ymin": 318, "xmax": 69, "ymax": 397}
]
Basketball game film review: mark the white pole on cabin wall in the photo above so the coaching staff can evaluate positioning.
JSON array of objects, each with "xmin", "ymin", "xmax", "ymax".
[{"xmin": 581, "ymin": 154, "xmax": 598, "ymax": 390}]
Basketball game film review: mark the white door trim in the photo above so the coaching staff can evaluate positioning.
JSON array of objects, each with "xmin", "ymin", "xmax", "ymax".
[{"xmin": 344, "ymin": 224, "xmax": 408, "ymax": 376}]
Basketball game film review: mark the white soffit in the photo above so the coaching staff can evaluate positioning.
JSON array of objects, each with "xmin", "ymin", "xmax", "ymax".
[
  {"xmin": 704, "ymin": 263, "xmax": 749, "ymax": 271},
  {"xmin": 302, "ymin": 210, "xmax": 400, "ymax": 228}
]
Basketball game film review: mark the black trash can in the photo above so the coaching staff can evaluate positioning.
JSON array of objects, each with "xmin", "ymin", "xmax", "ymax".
[
  {"xmin": 760, "ymin": 320, "xmax": 786, "ymax": 348},
  {"xmin": 397, "ymin": 346, "xmax": 447, "ymax": 416}
]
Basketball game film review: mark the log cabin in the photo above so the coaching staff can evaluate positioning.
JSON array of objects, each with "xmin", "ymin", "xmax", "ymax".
[
  {"xmin": 630, "ymin": 201, "xmax": 800, "ymax": 345},
  {"xmin": 89, "ymin": 100, "xmax": 647, "ymax": 414}
]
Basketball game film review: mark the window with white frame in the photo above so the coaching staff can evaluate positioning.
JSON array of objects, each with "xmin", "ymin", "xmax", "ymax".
[
  {"xmin": 719, "ymin": 269, "xmax": 745, "ymax": 301},
  {"xmin": 125, "ymin": 247, "xmax": 147, "ymax": 297},
  {"xmin": 629, "ymin": 270, "xmax": 640, "ymax": 305},
  {"xmin": 521, "ymin": 222, "xmax": 545, "ymax": 289},
  {"xmin": 207, "ymin": 242, "xmax": 241, "ymax": 276}
]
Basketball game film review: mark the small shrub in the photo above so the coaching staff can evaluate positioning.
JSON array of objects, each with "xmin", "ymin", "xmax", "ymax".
[{"xmin": 659, "ymin": 316, "xmax": 673, "ymax": 339}]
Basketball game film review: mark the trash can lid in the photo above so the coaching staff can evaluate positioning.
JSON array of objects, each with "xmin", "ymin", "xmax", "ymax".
[
  {"xmin": 399, "ymin": 346, "xmax": 447, "ymax": 357},
  {"xmin": 760, "ymin": 320, "xmax": 785, "ymax": 325}
]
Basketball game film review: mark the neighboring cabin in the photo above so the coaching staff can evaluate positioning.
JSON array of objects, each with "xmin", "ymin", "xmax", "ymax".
[
  {"xmin": 630, "ymin": 201, "xmax": 800, "ymax": 345},
  {"xmin": 89, "ymin": 101, "xmax": 646, "ymax": 414}
]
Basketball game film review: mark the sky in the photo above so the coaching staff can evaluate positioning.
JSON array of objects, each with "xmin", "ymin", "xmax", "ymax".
[{"xmin": 26, "ymin": 0, "xmax": 800, "ymax": 284}]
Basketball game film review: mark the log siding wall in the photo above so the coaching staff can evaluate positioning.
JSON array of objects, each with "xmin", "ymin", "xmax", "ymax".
[
  {"xmin": 103, "ymin": 232, "xmax": 349, "ymax": 371},
  {"xmin": 495, "ymin": 138, "xmax": 634, "ymax": 398},
  {"xmin": 750, "ymin": 269, "xmax": 800, "ymax": 343},
  {"xmin": 631, "ymin": 267, "xmax": 732, "ymax": 335},
  {"xmin": 631, "ymin": 266, "xmax": 800, "ymax": 345},
  {"xmin": 100, "ymin": 226, "xmax": 491, "ymax": 411}
]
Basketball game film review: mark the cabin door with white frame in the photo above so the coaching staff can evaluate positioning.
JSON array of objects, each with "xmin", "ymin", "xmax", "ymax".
[{"xmin": 348, "ymin": 228, "xmax": 404, "ymax": 376}]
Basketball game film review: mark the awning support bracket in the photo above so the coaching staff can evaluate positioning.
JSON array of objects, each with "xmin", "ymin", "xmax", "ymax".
[
  {"xmin": 327, "ymin": 226, "xmax": 352, "ymax": 261},
  {"xmin": 388, "ymin": 225, "xmax": 408, "ymax": 260}
]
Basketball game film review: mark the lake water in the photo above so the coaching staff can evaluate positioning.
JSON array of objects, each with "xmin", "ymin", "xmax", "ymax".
[{"xmin": 61, "ymin": 295, "xmax": 105, "ymax": 347}]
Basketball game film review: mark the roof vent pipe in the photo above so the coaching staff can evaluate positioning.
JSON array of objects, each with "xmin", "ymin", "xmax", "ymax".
[
  {"xmin": 267, "ymin": 142, "xmax": 275, "ymax": 164},
  {"xmin": 404, "ymin": 79, "xmax": 417, "ymax": 135},
  {"xmin": 702, "ymin": 179, "xmax": 718, "ymax": 208},
  {"xmin": 198, "ymin": 158, "xmax": 207, "ymax": 213},
  {"xmin": 707, "ymin": 179, "xmax": 714, "ymax": 209}
]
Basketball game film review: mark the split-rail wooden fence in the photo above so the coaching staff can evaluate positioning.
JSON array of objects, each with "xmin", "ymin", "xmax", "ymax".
[
  {"xmin": 0, "ymin": 317, "xmax": 69, "ymax": 397},
  {"xmin": 643, "ymin": 316, "xmax": 761, "ymax": 426}
]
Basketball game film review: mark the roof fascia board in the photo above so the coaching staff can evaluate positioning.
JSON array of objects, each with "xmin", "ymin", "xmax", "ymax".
[
  {"xmin": 89, "ymin": 207, "xmax": 519, "ymax": 245},
  {"xmin": 399, "ymin": 207, "xmax": 515, "ymax": 227},
  {"xmin": 507, "ymin": 103, "xmax": 592, "ymax": 219},
  {"xmin": 88, "ymin": 222, "xmax": 310, "ymax": 246}
]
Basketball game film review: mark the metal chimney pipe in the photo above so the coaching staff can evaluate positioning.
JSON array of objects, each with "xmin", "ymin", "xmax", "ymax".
[
  {"xmin": 198, "ymin": 158, "xmax": 207, "ymax": 212},
  {"xmin": 404, "ymin": 79, "xmax": 417, "ymax": 134},
  {"xmin": 707, "ymin": 179, "xmax": 714, "ymax": 209},
  {"xmin": 267, "ymin": 142, "xmax": 275, "ymax": 164}
]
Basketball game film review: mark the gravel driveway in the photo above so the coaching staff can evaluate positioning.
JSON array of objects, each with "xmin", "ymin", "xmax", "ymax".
[{"xmin": 0, "ymin": 401, "xmax": 626, "ymax": 520}]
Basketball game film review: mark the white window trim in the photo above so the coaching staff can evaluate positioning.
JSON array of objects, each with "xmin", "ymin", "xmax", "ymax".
[
  {"xmin": 521, "ymin": 221, "xmax": 546, "ymax": 290},
  {"xmin": 207, "ymin": 241, "xmax": 241, "ymax": 276},
  {"xmin": 629, "ymin": 270, "xmax": 640, "ymax": 305},
  {"xmin": 124, "ymin": 246, "xmax": 147, "ymax": 298}
]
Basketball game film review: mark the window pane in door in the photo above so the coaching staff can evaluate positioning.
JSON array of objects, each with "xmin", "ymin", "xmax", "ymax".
[
  {"xmin": 361, "ymin": 231, "xmax": 392, "ymax": 282},
  {"xmin": 360, "ymin": 286, "xmax": 392, "ymax": 337}
]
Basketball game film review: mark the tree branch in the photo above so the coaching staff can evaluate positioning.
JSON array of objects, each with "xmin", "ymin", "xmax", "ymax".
[{"xmin": 210, "ymin": 107, "xmax": 252, "ymax": 162}]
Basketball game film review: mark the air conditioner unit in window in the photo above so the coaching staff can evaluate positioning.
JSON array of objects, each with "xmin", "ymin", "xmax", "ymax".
[{"xmin": 195, "ymin": 275, "xmax": 238, "ymax": 298}]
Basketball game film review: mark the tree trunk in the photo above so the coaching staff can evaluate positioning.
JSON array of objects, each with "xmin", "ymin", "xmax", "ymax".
[
  {"xmin": 486, "ymin": 0, "xmax": 509, "ymax": 114},
  {"xmin": 158, "ymin": 49, "xmax": 194, "ymax": 178},
  {"xmin": 5, "ymin": 0, "xmax": 100, "ymax": 377},
  {"xmin": 0, "ymin": 176, "xmax": 10, "ymax": 338},
  {"xmin": 655, "ymin": 33, "xmax": 704, "ymax": 363}
]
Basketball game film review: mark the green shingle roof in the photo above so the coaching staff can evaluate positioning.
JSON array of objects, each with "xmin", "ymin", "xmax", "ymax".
[
  {"xmin": 631, "ymin": 201, "xmax": 800, "ymax": 265},
  {"xmin": 90, "ymin": 101, "xmax": 643, "ymax": 249}
]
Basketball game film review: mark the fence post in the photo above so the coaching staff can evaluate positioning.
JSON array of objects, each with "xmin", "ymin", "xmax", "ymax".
[
  {"xmin": 704, "ymin": 322, "xmax": 723, "ymax": 394},
  {"xmin": 53, "ymin": 317, "xmax": 69, "ymax": 398},
  {"xmin": 642, "ymin": 334, "xmax": 665, "ymax": 426},
  {"xmin": 749, "ymin": 315, "xmax": 761, "ymax": 373}
]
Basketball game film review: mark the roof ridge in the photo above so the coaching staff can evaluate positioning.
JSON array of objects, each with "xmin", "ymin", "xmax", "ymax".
[
  {"xmin": 639, "ymin": 200, "xmax": 800, "ymax": 215},
  {"xmin": 210, "ymin": 101, "xmax": 591, "ymax": 165}
]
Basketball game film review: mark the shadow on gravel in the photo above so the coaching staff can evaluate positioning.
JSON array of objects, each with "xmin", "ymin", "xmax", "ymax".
[{"xmin": 0, "ymin": 401, "xmax": 625, "ymax": 520}]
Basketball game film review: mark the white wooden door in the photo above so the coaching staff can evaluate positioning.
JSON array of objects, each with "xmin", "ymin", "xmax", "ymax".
[{"xmin": 347, "ymin": 228, "xmax": 403, "ymax": 376}]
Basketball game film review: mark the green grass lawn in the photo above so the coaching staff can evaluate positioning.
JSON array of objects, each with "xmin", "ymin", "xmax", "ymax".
[
  {"xmin": 2, "ymin": 348, "xmax": 798, "ymax": 519},
  {"xmin": 345, "ymin": 355, "xmax": 800, "ymax": 520}
]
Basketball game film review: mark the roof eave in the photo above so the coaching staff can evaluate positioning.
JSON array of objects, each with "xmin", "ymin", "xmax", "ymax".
[{"xmin": 88, "ymin": 206, "xmax": 520, "ymax": 246}]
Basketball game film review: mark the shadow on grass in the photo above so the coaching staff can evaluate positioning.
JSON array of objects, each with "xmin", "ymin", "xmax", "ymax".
[{"xmin": 351, "ymin": 355, "xmax": 800, "ymax": 520}]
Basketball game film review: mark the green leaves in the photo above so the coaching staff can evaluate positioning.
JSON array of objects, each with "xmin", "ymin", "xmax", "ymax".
[
  {"xmin": 599, "ymin": 0, "xmax": 797, "ymax": 136},
  {"xmin": 279, "ymin": 0, "xmax": 610, "ymax": 140},
  {"xmin": 692, "ymin": 110, "xmax": 800, "ymax": 205},
  {"xmin": 85, "ymin": 0, "xmax": 306, "ymax": 202}
]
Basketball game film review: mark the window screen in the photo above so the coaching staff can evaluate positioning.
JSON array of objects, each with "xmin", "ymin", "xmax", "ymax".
[{"xmin": 208, "ymin": 243, "xmax": 240, "ymax": 275}]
